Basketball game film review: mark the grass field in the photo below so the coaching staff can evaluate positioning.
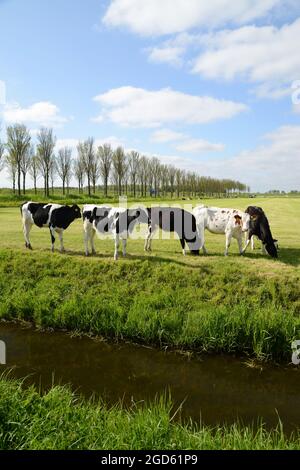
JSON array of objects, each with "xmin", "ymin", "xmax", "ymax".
[
  {"xmin": 0, "ymin": 196, "xmax": 300, "ymax": 361},
  {"xmin": 0, "ymin": 375, "xmax": 299, "ymax": 450}
]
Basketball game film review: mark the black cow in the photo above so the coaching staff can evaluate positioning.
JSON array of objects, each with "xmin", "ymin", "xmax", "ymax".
[
  {"xmin": 242, "ymin": 206, "xmax": 278, "ymax": 258},
  {"xmin": 144, "ymin": 207, "xmax": 200, "ymax": 256},
  {"xmin": 21, "ymin": 202, "xmax": 81, "ymax": 252}
]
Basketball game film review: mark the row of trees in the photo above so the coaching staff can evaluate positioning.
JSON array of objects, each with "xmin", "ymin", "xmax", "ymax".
[{"xmin": 0, "ymin": 124, "xmax": 248, "ymax": 198}]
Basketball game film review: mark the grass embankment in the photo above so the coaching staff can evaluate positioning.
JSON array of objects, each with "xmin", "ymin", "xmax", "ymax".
[
  {"xmin": 0, "ymin": 197, "xmax": 299, "ymax": 361},
  {"xmin": 0, "ymin": 248, "xmax": 299, "ymax": 361},
  {"xmin": 0, "ymin": 376, "xmax": 299, "ymax": 450}
]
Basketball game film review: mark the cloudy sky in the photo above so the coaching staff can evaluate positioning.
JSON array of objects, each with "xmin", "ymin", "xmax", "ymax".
[{"xmin": 1, "ymin": 0, "xmax": 300, "ymax": 191}]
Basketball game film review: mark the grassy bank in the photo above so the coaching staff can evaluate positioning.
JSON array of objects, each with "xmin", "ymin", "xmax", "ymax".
[
  {"xmin": 0, "ymin": 248, "xmax": 299, "ymax": 361},
  {"xmin": 0, "ymin": 197, "xmax": 299, "ymax": 361},
  {"xmin": 0, "ymin": 375, "xmax": 298, "ymax": 450}
]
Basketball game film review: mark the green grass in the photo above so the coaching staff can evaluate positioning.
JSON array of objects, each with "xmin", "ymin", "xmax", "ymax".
[
  {"xmin": 0, "ymin": 375, "xmax": 299, "ymax": 450},
  {"xmin": 0, "ymin": 196, "xmax": 299, "ymax": 361}
]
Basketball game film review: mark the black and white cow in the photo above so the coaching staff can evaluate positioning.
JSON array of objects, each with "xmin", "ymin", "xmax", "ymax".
[
  {"xmin": 83, "ymin": 204, "xmax": 149, "ymax": 260},
  {"xmin": 242, "ymin": 206, "xmax": 278, "ymax": 258},
  {"xmin": 144, "ymin": 207, "xmax": 201, "ymax": 256},
  {"xmin": 21, "ymin": 202, "xmax": 81, "ymax": 252}
]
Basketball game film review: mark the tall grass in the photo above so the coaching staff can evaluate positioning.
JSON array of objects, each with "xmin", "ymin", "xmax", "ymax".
[
  {"xmin": 0, "ymin": 248, "xmax": 299, "ymax": 361},
  {"xmin": 0, "ymin": 375, "xmax": 298, "ymax": 450}
]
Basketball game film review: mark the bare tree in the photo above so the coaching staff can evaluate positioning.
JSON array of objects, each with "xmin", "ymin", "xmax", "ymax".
[
  {"xmin": 128, "ymin": 150, "xmax": 140, "ymax": 198},
  {"xmin": 37, "ymin": 128, "xmax": 56, "ymax": 197},
  {"xmin": 73, "ymin": 154, "xmax": 85, "ymax": 194},
  {"xmin": 20, "ymin": 144, "xmax": 33, "ymax": 195},
  {"xmin": 5, "ymin": 153, "xmax": 17, "ymax": 193},
  {"xmin": 56, "ymin": 147, "xmax": 72, "ymax": 195},
  {"xmin": 91, "ymin": 154, "xmax": 100, "ymax": 194},
  {"xmin": 49, "ymin": 158, "xmax": 57, "ymax": 195},
  {"xmin": 150, "ymin": 157, "xmax": 161, "ymax": 198},
  {"xmin": 77, "ymin": 138, "xmax": 95, "ymax": 196},
  {"xmin": 29, "ymin": 150, "xmax": 40, "ymax": 195},
  {"xmin": 6, "ymin": 124, "xmax": 31, "ymax": 196},
  {"xmin": 168, "ymin": 165, "xmax": 176, "ymax": 199},
  {"xmin": 112, "ymin": 147, "xmax": 127, "ymax": 196},
  {"xmin": 98, "ymin": 144, "xmax": 113, "ymax": 198},
  {"xmin": 175, "ymin": 169, "xmax": 182, "ymax": 198}
]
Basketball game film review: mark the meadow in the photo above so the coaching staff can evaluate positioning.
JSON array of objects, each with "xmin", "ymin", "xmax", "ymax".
[
  {"xmin": 0, "ymin": 195, "xmax": 299, "ymax": 362},
  {"xmin": 0, "ymin": 375, "xmax": 299, "ymax": 450}
]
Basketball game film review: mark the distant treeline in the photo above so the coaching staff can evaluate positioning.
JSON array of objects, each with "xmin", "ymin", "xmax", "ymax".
[{"xmin": 0, "ymin": 124, "xmax": 249, "ymax": 198}]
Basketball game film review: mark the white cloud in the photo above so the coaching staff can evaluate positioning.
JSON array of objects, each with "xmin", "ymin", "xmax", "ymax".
[
  {"xmin": 192, "ymin": 19, "xmax": 300, "ymax": 98},
  {"xmin": 93, "ymin": 86, "xmax": 248, "ymax": 128},
  {"xmin": 203, "ymin": 125, "xmax": 300, "ymax": 191},
  {"xmin": 151, "ymin": 128, "xmax": 224, "ymax": 153},
  {"xmin": 103, "ymin": 0, "xmax": 281, "ymax": 36},
  {"xmin": 146, "ymin": 125, "xmax": 300, "ymax": 191},
  {"xmin": 147, "ymin": 32, "xmax": 197, "ymax": 67},
  {"xmin": 148, "ymin": 46, "xmax": 185, "ymax": 67},
  {"xmin": 174, "ymin": 138, "xmax": 224, "ymax": 153},
  {"xmin": 2, "ymin": 101, "xmax": 68, "ymax": 127},
  {"xmin": 151, "ymin": 128, "xmax": 186, "ymax": 143}
]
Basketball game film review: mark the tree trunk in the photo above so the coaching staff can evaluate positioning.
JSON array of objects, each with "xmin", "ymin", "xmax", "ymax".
[
  {"xmin": 17, "ymin": 167, "xmax": 21, "ymax": 196},
  {"xmin": 23, "ymin": 173, "xmax": 26, "ymax": 195}
]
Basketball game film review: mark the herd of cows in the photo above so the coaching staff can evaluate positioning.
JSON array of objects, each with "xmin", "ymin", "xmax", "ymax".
[{"xmin": 20, "ymin": 201, "xmax": 278, "ymax": 260}]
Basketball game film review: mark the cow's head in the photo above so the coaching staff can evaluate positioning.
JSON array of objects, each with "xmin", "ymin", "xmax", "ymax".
[
  {"xmin": 234, "ymin": 213, "xmax": 250, "ymax": 232},
  {"xmin": 72, "ymin": 204, "xmax": 82, "ymax": 219},
  {"xmin": 265, "ymin": 240, "xmax": 278, "ymax": 258}
]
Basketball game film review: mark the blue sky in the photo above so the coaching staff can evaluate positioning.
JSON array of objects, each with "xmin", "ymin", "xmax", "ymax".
[{"xmin": 1, "ymin": 0, "xmax": 300, "ymax": 191}]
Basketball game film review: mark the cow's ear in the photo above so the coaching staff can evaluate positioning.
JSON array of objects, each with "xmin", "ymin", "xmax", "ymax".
[{"xmin": 273, "ymin": 239, "xmax": 278, "ymax": 243}]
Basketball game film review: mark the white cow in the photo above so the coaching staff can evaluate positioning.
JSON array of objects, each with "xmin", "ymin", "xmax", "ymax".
[{"xmin": 193, "ymin": 205, "xmax": 250, "ymax": 256}]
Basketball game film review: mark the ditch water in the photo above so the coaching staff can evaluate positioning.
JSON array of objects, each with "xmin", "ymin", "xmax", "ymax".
[{"xmin": 0, "ymin": 323, "xmax": 300, "ymax": 433}]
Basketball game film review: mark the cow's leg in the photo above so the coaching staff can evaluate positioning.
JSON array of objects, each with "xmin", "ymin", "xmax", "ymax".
[
  {"xmin": 58, "ymin": 230, "xmax": 65, "ymax": 253},
  {"xmin": 49, "ymin": 226, "xmax": 56, "ymax": 253},
  {"xmin": 144, "ymin": 224, "xmax": 157, "ymax": 252},
  {"xmin": 197, "ymin": 222, "xmax": 207, "ymax": 255},
  {"xmin": 84, "ymin": 223, "xmax": 90, "ymax": 256},
  {"xmin": 122, "ymin": 238, "xmax": 127, "ymax": 257},
  {"xmin": 262, "ymin": 242, "xmax": 267, "ymax": 255},
  {"xmin": 23, "ymin": 220, "xmax": 33, "ymax": 250},
  {"xmin": 237, "ymin": 234, "xmax": 244, "ymax": 255},
  {"xmin": 90, "ymin": 229, "xmax": 96, "ymax": 255},
  {"xmin": 251, "ymin": 236, "xmax": 255, "ymax": 250},
  {"xmin": 225, "ymin": 231, "xmax": 232, "ymax": 256},
  {"xmin": 180, "ymin": 238, "xmax": 186, "ymax": 256},
  {"xmin": 242, "ymin": 238, "xmax": 251, "ymax": 254},
  {"xmin": 114, "ymin": 234, "xmax": 120, "ymax": 261}
]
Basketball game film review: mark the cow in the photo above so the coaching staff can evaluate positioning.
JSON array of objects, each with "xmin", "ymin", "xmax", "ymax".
[
  {"xmin": 83, "ymin": 205, "xmax": 149, "ymax": 260},
  {"xmin": 21, "ymin": 202, "xmax": 81, "ymax": 252},
  {"xmin": 192, "ymin": 205, "xmax": 250, "ymax": 256},
  {"xmin": 242, "ymin": 206, "xmax": 278, "ymax": 258},
  {"xmin": 144, "ymin": 207, "xmax": 201, "ymax": 256}
]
